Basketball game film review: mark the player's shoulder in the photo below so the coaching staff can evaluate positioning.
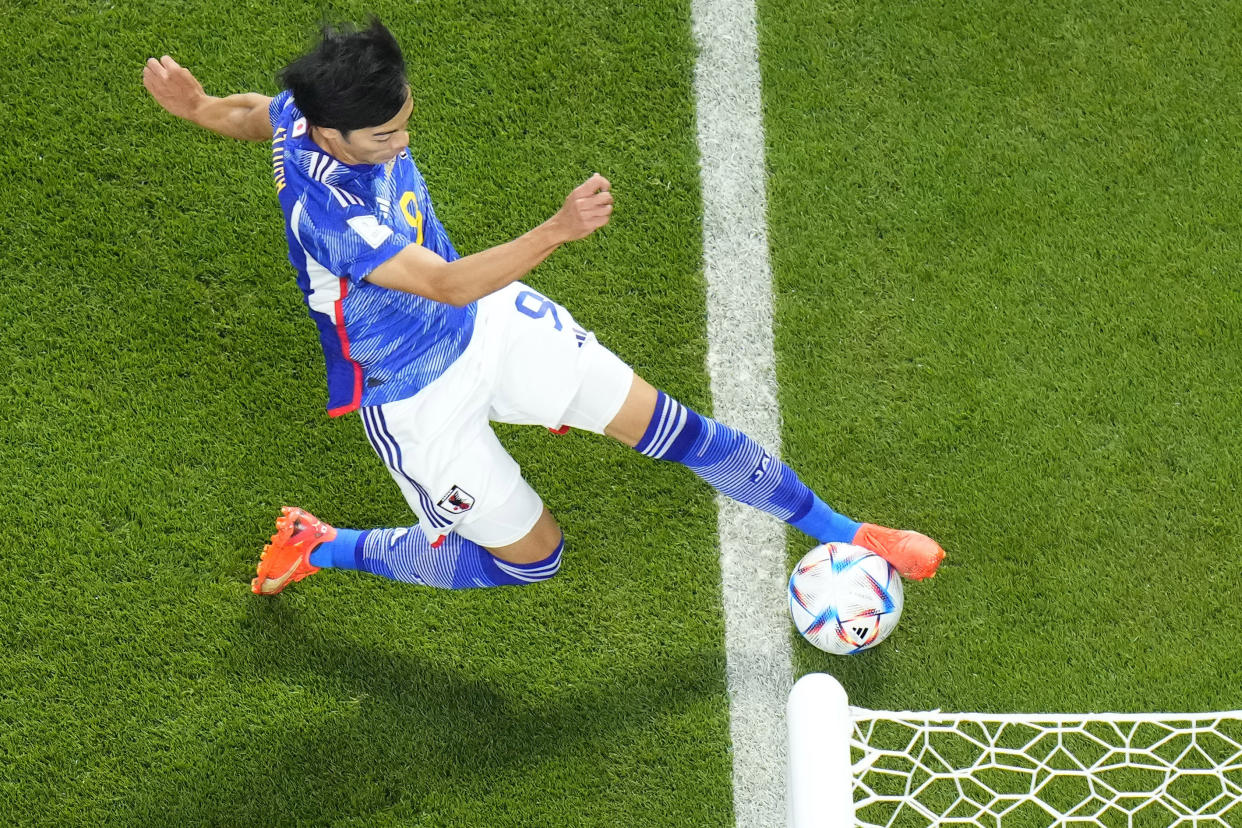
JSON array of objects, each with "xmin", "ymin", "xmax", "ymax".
[
  {"xmin": 287, "ymin": 156, "xmax": 385, "ymax": 246},
  {"xmin": 268, "ymin": 90, "xmax": 300, "ymax": 132},
  {"xmin": 284, "ymin": 144, "xmax": 369, "ymax": 210}
]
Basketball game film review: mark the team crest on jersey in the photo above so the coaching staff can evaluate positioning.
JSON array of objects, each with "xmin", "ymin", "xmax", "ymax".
[
  {"xmin": 437, "ymin": 486, "xmax": 475, "ymax": 514},
  {"xmin": 292, "ymin": 117, "xmax": 308, "ymax": 137}
]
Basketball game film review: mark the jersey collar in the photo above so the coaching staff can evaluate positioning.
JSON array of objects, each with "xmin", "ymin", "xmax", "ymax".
[{"xmin": 293, "ymin": 131, "xmax": 382, "ymax": 183}]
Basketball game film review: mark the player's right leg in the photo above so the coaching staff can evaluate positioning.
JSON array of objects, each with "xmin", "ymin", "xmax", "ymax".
[
  {"xmin": 597, "ymin": 374, "xmax": 945, "ymax": 581},
  {"xmin": 475, "ymin": 280, "xmax": 944, "ymax": 581}
]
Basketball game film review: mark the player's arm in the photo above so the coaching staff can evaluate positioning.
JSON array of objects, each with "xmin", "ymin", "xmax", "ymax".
[
  {"xmin": 142, "ymin": 56, "xmax": 273, "ymax": 142},
  {"xmin": 366, "ymin": 175, "xmax": 614, "ymax": 307}
]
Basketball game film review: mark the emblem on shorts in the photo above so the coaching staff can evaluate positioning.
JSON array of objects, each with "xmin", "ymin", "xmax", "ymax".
[{"xmin": 437, "ymin": 485, "xmax": 475, "ymax": 514}]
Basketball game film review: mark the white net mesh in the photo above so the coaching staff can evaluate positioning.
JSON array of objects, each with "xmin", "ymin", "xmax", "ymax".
[{"xmin": 850, "ymin": 710, "xmax": 1242, "ymax": 827}]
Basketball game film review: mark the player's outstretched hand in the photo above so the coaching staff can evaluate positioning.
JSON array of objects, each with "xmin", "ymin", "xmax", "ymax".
[
  {"xmin": 142, "ymin": 55, "xmax": 207, "ymax": 122},
  {"xmin": 554, "ymin": 174, "xmax": 614, "ymax": 241}
]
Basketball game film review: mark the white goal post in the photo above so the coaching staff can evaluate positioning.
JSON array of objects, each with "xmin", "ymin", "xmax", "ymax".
[{"xmin": 787, "ymin": 673, "xmax": 1242, "ymax": 828}]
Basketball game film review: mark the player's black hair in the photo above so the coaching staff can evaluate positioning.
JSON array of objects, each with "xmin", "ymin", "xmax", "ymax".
[{"xmin": 280, "ymin": 17, "xmax": 407, "ymax": 135}]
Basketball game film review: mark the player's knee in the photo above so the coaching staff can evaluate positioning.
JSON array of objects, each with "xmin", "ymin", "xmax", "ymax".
[{"xmin": 482, "ymin": 506, "xmax": 564, "ymax": 583}]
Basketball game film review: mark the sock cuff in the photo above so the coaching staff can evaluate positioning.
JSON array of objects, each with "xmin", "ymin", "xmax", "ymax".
[
  {"xmin": 634, "ymin": 391, "xmax": 704, "ymax": 461},
  {"xmin": 488, "ymin": 537, "xmax": 564, "ymax": 584}
]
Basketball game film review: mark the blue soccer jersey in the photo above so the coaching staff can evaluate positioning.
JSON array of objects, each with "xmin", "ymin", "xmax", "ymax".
[{"xmin": 267, "ymin": 91, "xmax": 476, "ymax": 416}]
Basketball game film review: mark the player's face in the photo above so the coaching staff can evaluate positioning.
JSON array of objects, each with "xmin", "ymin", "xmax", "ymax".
[{"xmin": 344, "ymin": 89, "xmax": 414, "ymax": 165}]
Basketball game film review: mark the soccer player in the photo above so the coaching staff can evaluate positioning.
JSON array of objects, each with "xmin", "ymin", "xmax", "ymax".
[{"xmin": 141, "ymin": 19, "xmax": 944, "ymax": 595}]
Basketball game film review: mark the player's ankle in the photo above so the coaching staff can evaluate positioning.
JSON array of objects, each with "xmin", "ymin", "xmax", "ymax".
[{"xmin": 309, "ymin": 527, "xmax": 368, "ymax": 570}]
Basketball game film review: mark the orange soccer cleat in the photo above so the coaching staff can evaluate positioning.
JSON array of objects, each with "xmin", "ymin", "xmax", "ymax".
[
  {"xmin": 251, "ymin": 507, "xmax": 335, "ymax": 595},
  {"xmin": 853, "ymin": 523, "xmax": 945, "ymax": 581}
]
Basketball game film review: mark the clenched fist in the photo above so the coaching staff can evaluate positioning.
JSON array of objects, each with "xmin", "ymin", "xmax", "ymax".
[{"xmin": 553, "ymin": 174, "xmax": 613, "ymax": 242}]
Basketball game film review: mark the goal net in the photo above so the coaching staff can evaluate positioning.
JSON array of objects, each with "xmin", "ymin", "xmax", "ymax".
[{"xmin": 788, "ymin": 673, "xmax": 1242, "ymax": 828}]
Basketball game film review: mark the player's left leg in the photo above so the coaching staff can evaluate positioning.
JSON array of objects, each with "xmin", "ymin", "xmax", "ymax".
[
  {"xmin": 599, "ymin": 374, "xmax": 945, "ymax": 581},
  {"xmin": 318, "ymin": 496, "xmax": 564, "ymax": 587},
  {"xmin": 251, "ymin": 313, "xmax": 568, "ymax": 596}
]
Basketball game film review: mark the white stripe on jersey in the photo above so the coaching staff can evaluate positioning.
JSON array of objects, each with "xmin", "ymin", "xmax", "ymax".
[
  {"xmin": 325, "ymin": 185, "xmax": 348, "ymax": 208},
  {"xmin": 290, "ymin": 200, "xmax": 343, "ymax": 316},
  {"xmin": 306, "ymin": 152, "xmax": 325, "ymax": 180},
  {"xmin": 304, "ymin": 252, "xmax": 343, "ymax": 316},
  {"xmin": 310, "ymin": 159, "xmax": 364, "ymax": 208}
]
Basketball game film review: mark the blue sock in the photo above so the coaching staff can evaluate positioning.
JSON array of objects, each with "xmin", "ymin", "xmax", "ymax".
[
  {"xmin": 309, "ymin": 528, "xmax": 367, "ymax": 569},
  {"xmin": 634, "ymin": 391, "xmax": 861, "ymax": 544},
  {"xmin": 312, "ymin": 525, "xmax": 562, "ymax": 589},
  {"xmin": 790, "ymin": 492, "xmax": 863, "ymax": 544}
]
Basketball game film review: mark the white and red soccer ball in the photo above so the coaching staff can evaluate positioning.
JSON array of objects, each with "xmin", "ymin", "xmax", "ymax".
[{"xmin": 788, "ymin": 542, "xmax": 903, "ymax": 655}]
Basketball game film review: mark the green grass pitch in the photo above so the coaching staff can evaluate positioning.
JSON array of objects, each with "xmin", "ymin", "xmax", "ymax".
[
  {"xmin": 2, "ymin": 0, "xmax": 1240, "ymax": 825},
  {"xmin": 762, "ymin": 0, "xmax": 1242, "ymax": 713}
]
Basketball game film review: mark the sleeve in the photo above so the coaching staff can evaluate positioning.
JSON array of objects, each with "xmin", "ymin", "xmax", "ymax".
[
  {"xmin": 295, "ymin": 198, "xmax": 419, "ymax": 285},
  {"xmin": 268, "ymin": 90, "xmax": 293, "ymax": 131},
  {"xmin": 418, "ymin": 193, "xmax": 461, "ymax": 262}
]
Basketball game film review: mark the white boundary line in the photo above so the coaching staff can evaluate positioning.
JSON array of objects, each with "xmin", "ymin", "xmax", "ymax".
[{"xmin": 690, "ymin": 1, "xmax": 792, "ymax": 826}]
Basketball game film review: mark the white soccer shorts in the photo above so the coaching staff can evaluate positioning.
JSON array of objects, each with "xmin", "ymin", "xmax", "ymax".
[{"xmin": 359, "ymin": 281, "xmax": 634, "ymax": 548}]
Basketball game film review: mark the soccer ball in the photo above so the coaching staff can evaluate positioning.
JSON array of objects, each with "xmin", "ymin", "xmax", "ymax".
[{"xmin": 788, "ymin": 542, "xmax": 903, "ymax": 655}]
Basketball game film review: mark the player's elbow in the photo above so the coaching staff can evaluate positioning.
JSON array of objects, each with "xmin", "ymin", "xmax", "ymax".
[
  {"xmin": 225, "ymin": 94, "xmax": 274, "ymax": 142},
  {"xmin": 372, "ymin": 245, "xmax": 496, "ymax": 307},
  {"xmin": 436, "ymin": 278, "xmax": 478, "ymax": 308},
  {"xmin": 423, "ymin": 262, "xmax": 493, "ymax": 307}
]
